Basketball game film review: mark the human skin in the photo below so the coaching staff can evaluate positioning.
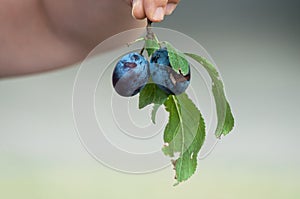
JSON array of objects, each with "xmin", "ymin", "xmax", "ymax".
[{"xmin": 0, "ymin": 0, "xmax": 179, "ymax": 77}]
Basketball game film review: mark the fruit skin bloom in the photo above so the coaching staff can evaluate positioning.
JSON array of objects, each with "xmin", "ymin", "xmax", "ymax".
[
  {"xmin": 150, "ymin": 48, "xmax": 190, "ymax": 95},
  {"xmin": 112, "ymin": 53, "xmax": 150, "ymax": 97}
]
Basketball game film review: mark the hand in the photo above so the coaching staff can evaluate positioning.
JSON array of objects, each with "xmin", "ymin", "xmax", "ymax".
[{"xmin": 129, "ymin": 0, "xmax": 180, "ymax": 22}]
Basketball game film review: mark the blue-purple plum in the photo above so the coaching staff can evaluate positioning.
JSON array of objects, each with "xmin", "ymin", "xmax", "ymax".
[
  {"xmin": 150, "ymin": 48, "xmax": 191, "ymax": 95},
  {"xmin": 112, "ymin": 52, "xmax": 149, "ymax": 97}
]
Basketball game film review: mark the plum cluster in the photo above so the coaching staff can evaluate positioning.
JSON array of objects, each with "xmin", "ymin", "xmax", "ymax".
[
  {"xmin": 112, "ymin": 49, "xmax": 190, "ymax": 97},
  {"xmin": 150, "ymin": 48, "xmax": 190, "ymax": 95}
]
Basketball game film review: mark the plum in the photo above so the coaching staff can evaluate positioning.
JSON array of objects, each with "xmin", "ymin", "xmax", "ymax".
[
  {"xmin": 150, "ymin": 48, "xmax": 190, "ymax": 95},
  {"xmin": 112, "ymin": 52, "xmax": 150, "ymax": 97}
]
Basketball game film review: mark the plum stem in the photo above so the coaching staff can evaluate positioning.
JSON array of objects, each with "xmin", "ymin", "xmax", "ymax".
[
  {"xmin": 146, "ymin": 19, "xmax": 154, "ymax": 40},
  {"xmin": 140, "ymin": 47, "xmax": 145, "ymax": 55},
  {"xmin": 127, "ymin": 37, "xmax": 145, "ymax": 47},
  {"xmin": 147, "ymin": 19, "xmax": 153, "ymax": 27},
  {"xmin": 146, "ymin": 19, "xmax": 160, "ymax": 44}
]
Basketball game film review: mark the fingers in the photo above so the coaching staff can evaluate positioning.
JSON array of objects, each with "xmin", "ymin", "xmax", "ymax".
[
  {"xmin": 165, "ymin": 2, "xmax": 178, "ymax": 16},
  {"xmin": 132, "ymin": 0, "xmax": 146, "ymax": 20},
  {"xmin": 131, "ymin": 0, "xmax": 180, "ymax": 22},
  {"xmin": 143, "ymin": 0, "xmax": 168, "ymax": 22}
]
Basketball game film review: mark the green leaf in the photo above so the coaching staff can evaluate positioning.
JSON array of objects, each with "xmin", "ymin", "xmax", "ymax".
[
  {"xmin": 145, "ymin": 39, "xmax": 160, "ymax": 57},
  {"xmin": 165, "ymin": 42, "xmax": 190, "ymax": 76},
  {"xmin": 185, "ymin": 53, "xmax": 234, "ymax": 138},
  {"xmin": 139, "ymin": 83, "xmax": 169, "ymax": 109},
  {"xmin": 162, "ymin": 94, "xmax": 206, "ymax": 183},
  {"xmin": 151, "ymin": 104, "xmax": 160, "ymax": 124},
  {"xmin": 174, "ymin": 151, "xmax": 197, "ymax": 185},
  {"xmin": 139, "ymin": 83, "xmax": 169, "ymax": 124}
]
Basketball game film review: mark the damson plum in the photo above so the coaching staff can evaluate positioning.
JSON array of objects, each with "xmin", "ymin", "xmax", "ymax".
[
  {"xmin": 150, "ymin": 48, "xmax": 191, "ymax": 95},
  {"xmin": 112, "ymin": 52, "xmax": 150, "ymax": 97}
]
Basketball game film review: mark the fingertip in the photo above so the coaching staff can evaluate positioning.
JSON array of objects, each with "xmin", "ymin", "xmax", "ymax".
[
  {"xmin": 132, "ymin": 0, "xmax": 146, "ymax": 20},
  {"xmin": 165, "ymin": 3, "xmax": 177, "ymax": 15},
  {"xmin": 132, "ymin": 9, "xmax": 146, "ymax": 20},
  {"xmin": 144, "ymin": 0, "xmax": 168, "ymax": 22},
  {"xmin": 151, "ymin": 7, "xmax": 165, "ymax": 22}
]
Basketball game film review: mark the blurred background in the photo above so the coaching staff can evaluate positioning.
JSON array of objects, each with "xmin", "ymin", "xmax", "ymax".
[{"xmin": 1, "ymin": 0, "xmax": 299, "ymax": 198}]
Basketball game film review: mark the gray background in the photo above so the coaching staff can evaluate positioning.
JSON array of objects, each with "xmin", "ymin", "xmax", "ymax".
[{"xmin": 1, "ymin": 0, "xmax": 299, "ymax": 198}]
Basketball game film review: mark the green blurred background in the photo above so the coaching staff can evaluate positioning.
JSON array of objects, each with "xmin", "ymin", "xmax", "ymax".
[{"xmin": 1, "ymin": 0, "xmax": 299, "ymax": 198}]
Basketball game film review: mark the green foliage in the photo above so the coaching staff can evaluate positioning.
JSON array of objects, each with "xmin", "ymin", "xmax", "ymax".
[
  {"xmin": 140, "ymin": 90, "xmax": 206, "ymax": 184},
  {"xmin": 131, "ymin": 32, "xmax": 234, "ymax": 185},
  {"xmin": 151, "ymin": 104, "xmax": 160, "ymax": 124},
  {"xmin": 165, "ymin": 42, "xmax": 190, "ymax": 76},
  {"xmin": 162, "ymin": 94, "xmax": 206, "ymax": 184},
  {"xmin": 145, "ymin": 39, "xmax": 160, "ymax": 57},
  {"xmin": 185, "ymin": 53, "xmax": 234, "ymax": 137},
  {"xmin": 139, "ymin": 83, "xmax": 168, "ymax": 109}
]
